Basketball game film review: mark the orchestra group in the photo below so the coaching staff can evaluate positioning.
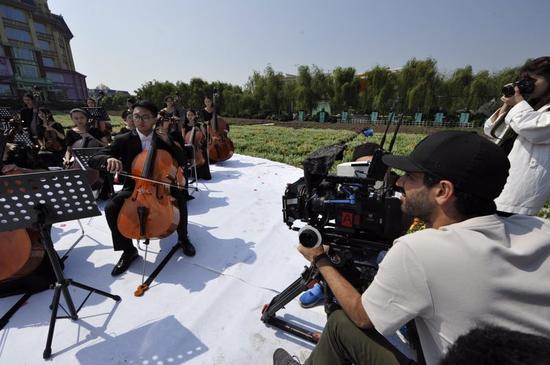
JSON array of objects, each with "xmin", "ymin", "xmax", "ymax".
[{"xmin": 1, "ymin": 56, "xmax": 550, "ymax": 365}]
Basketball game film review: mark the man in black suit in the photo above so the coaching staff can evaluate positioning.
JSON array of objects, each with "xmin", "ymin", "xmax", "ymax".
[{"xmin": 89, "ymin": 100, "xmax": 196, "ymax": 276}]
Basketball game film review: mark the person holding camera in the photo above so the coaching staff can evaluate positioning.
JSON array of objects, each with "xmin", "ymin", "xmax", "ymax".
[
  {"xmin": 274, "ymin": 131, "xmax": 550, "ymax": 365},
  {"xmin": 484, "ymin": 56, "xmax": 550, "ymax": 215}
]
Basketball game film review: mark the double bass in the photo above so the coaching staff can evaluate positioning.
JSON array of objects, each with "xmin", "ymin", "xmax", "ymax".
[
  {"xmin": 184, "ymin": 117, "xmax": 207, "ymax": 168},
  {"xmin": 207, "ymin": 92, "xmax": 234, "ymax": 163}
]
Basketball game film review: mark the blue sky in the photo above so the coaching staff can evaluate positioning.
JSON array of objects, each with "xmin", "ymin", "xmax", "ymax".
[{"xmin": 49, "ymin": 0, "xmax": 550, "ymax": 93}]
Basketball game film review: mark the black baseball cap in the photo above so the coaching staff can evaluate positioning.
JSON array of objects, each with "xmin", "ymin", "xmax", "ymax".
[{"xmin": 382, "ymin": 131, "xmax": 510, "ymax": 200}]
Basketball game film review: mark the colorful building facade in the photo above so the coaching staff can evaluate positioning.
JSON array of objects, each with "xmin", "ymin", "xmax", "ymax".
[{"xmin": 0, "ymin": 0, "xmax": 87, "ymax": 102}]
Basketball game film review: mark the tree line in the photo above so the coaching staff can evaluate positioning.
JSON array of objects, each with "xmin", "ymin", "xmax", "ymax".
[{"xmin": 132, "ymin": 58, "xmax": 522, "ymax": 122}]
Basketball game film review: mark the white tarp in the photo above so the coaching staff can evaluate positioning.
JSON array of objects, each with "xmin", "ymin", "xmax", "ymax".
[{"xmin": 0, "ymin": 154, "xmax": 327, "ymax": 364}]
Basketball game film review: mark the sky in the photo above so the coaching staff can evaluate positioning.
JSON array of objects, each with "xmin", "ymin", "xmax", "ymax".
[{"xmin": 48, "ymin": 0, "xmax": 550, "ymax": 93}]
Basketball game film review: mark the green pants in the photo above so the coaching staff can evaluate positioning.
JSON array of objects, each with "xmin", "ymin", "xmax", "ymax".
[{"xmin": 304, "ymin": 310, "xmax": 414, "ymax": 365}]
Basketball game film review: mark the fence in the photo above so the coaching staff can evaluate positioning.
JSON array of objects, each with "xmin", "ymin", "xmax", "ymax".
[{"xmin": 341, "ymin": 113, "xmax": 475, "ymax": 128}]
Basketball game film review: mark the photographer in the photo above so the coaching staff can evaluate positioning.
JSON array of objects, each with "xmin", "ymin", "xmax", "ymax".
[
  {"xmin": 484, "ymin": 56, "xmax": 550, "ymax": 215},
  {"xmin": 274, "ymin": 131, "xmax": 550, "ymax": 365}
]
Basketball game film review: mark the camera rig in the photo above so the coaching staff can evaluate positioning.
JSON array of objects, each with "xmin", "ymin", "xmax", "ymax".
[{"xmin": 261, "ymin": 117, "xmax": 408, "ymax": 343}]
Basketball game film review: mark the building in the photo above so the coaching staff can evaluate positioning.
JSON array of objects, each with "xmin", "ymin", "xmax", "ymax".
[
  {"xmin": 0, "ymin": 0, "xmax": 87, "ymax": 102},
  {"xmin": 88, "ymin": 83, "xmax": 131, "ymax": 100}
]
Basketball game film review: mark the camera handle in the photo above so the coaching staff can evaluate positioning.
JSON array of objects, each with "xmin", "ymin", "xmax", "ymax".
[{"xmin": 261, "ymin": 264, "xmax": 322, "ymax": 343}]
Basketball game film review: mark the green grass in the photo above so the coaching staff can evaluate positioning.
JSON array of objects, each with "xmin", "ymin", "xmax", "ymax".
[
  {"xmin": 52, "ymin": 111, "xmax": 124, "ymax": 131},
  {"xmin": 231, "ymin": 124, "xmax": 425, "ymax": 168}
]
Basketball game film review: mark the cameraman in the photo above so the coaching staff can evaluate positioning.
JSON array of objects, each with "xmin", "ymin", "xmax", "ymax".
[
  {"xmin": 274, "ymin": 131, "xmax": 550, "ymax": 365},
  {"xmin": 484, "ymin": 56, "xmax": 550, "ymax": 215}
]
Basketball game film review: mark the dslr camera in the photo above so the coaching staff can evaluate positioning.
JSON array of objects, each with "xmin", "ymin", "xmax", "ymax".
[{"xmin": 502, "ymin": 78, "xmax": 535, "ymax": 97}]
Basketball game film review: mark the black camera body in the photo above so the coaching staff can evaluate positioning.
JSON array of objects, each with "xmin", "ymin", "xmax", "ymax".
[
  {"xmin": 502, "ymin": 78, "xmax": 535, "ymax": 97},
  {"xmin": 282, "ymin": 143, "xmax": 405, "ymax": 258}
]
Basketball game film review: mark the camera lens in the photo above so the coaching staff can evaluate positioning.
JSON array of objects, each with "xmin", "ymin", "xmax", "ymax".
[
  {"xmin": 298, "ymin": 225, "xmax": 322, "ymax": 248},
  {"xmin": 502, "ymin": 83, "xmax": 516, "ymax": 97}
]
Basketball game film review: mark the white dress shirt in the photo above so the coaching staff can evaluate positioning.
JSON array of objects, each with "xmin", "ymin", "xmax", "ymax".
[{"xmin": 136, "ymin": 129, "xmax": 153, "ymax": 151}]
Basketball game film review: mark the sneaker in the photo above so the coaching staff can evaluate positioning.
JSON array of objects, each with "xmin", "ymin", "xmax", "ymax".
[
  {"xmin": 299, "ymin": 283, "xmax": 324, "ymax": 308},
  {"xmin": 273, "ymin": 348, "xmax": 301, "ymax": 365}
]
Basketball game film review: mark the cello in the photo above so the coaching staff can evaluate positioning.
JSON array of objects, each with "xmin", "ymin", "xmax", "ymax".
[
  {"xmin": 184, "ymin": 111, "xmax": 207, "ymax": 168},
  {"xmin": 117, "ymin": 131, "xmax": 184, "ymax": 241},
  {"xmin": 207, "ymin": 92, "xmax": 234, "ymax": 163},
  {"xmin": 0, "ymin": 161, "xmax": 45, "ymax": 284}
]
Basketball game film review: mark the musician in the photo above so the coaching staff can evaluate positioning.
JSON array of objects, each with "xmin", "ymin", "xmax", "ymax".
[
  {"xmin": 160, "ymin": 96, "xmax": 182, "ymax": 134},
  {"xmin": 36, "ymin": 107, "xmax": 66, "ymax": 167},
  {"xmin": 200, "ymin": 95, "xmax": 229, "ymax": 133},
  {"xmin": 64, "ymin": 108, "xmax": 107, "ymax": 166},
  {"xmin": 86, "ymin": 97, "xmax": 97, "ymax": 108},
  {"xmin": 484, "ymin": 56, "xmax": 550, "ymax": 215},
  {"xmin": 89, "ymin": 100, "xmax": 196, "ymax": 276},
  {"xmin": 126, "ymin": 97, "xmax": 137, "ymax": 111},
  {"xmin": 185, "ymin": 109, "xmax": 211, "ymax": 180},
  {"xmin": 116, "ymin": 110, "xmax": 135, "ymax": 135},
  {"xmin": 20, "ymin": 93, "xmax": 38, "ymax": 139}
]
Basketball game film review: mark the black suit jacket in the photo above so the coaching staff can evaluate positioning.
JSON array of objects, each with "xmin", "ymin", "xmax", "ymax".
[{"xmin": 89, "ymin": 130, "xmax": 187, "ymax": 191}]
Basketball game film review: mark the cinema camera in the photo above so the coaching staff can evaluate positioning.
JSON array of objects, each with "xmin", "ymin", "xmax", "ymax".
[{"xmin": 262, "ymin": 120, "xmax": 409, "ymax": 343}]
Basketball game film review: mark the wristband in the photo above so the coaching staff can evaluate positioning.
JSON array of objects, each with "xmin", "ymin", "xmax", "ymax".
[{"xmin": 313, "ymin": 253, "xmax": 330, "ymax": 267}]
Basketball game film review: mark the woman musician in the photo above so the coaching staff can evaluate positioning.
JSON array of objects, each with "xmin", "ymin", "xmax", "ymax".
[
  {"xmin": 185, "ymin": 109, "xmax": 211, "ymax": 180},
  {"xmin": 88, "ymin": 101, "xmax": 196, "ymax": 276},
  {"xmin": 36, "ymin": 107, "xmax": 65, "ymax": 168},
  {"xmin": 483, "ymin": 56, "xmax": 550, "ymax": 216}
]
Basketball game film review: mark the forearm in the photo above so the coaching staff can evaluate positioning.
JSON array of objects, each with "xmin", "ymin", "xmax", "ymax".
[
  {"xmin": 506, "ymin": 101, "xmax": 550, "ymax": 143},
  {"xmin": 317, "ymin": 257, "xmax": 372, "ymax": 329}
]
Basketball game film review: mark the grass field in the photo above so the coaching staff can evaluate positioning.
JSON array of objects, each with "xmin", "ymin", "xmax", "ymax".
[{"xmin": 230, "ymin": 124, "xmax": 425, "ymax": 168}]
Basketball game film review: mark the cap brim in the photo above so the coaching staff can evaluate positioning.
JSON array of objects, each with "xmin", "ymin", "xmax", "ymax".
[{"xmin": 382, "ymin": 155, "xmax": 426, "ymax": 172}]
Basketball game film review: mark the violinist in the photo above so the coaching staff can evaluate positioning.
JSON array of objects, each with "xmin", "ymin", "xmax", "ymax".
[
  {"xmin": 88, "ymin": 101, "xmax": 196, "ymax": 276},
  {"xmin": 20, "ymin": 92, "xmax": 39, "ymax": 139},
  {"xmin": 160, "ymin": 95, "xmax": 182, "ymax": 134},
  {"xmin": 36, "ymin": 107, "xmax": 66, "ymax": 167},
  {"xmin": 64, "ymin": 108, "xmax": 107, "ymax": 167}
]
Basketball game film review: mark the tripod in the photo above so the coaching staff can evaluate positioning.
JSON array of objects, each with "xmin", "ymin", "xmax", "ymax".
[{"xmin": 0, "ymin": 169, "xmax": 121, "ymax": 359}]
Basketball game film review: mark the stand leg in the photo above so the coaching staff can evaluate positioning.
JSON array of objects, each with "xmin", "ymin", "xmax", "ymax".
[
  {"xmin": 71, "ymin": 280, "xmax": 121, "ymax": 301},
  {"xmin": 43, "ymin": 285, "xmax": 61, "ymax": 359},
  {"xmin": 261, "ymin": 265, "xmax": 321, "ymax": 343},
  {"xmin": 0, "ymin": 292, "xmax": 33, "ymax": 330}
]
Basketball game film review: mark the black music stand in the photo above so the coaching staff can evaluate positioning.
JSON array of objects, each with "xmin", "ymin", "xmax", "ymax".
[
  {"xmin": 61, "ymin": 147, "xmax": 107, "ymax": 260},
  {"xmin": 0, "ymin": 169, "xmax": 121, "ymax": 359},
  {"xmin": 82, "ymin": 107, "xmax": 110, "ymax": 121},
  {"xmin": 0, "ymin": 107, "xmax": 15, "ymax": 129}
]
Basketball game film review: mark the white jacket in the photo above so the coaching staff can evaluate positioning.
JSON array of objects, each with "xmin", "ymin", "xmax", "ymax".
[{"xmin": 484, "ymin": 101, "xmax": 550, "ymax": 215}]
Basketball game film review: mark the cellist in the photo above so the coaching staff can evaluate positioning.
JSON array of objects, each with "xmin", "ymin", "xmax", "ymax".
[{"xmin": 89, "ymin": 101, "xmax": 196, "ymax": 276}]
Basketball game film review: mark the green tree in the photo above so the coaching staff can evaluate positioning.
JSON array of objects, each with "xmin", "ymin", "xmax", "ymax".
[{"xmin": 331, "ymin": 66, "xmax": 358, "ymax": 112}]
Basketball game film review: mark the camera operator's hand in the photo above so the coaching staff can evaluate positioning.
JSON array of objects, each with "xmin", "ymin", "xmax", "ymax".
[
  {"xmin": 298, "ymin": 244, "xmax": 327, "ymax": 263},
  {"xmin": 106, "ymin": 158, "xmax": 122, "ymax": 173},
  {"xmin": 501, "ymin": 86, "xmax": 524, "ymax": 107}
]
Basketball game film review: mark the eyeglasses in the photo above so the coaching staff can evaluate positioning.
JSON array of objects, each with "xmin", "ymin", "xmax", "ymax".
[{"xmin": 132, "ymin": 114, "xmax": 154, "ymax": 122}]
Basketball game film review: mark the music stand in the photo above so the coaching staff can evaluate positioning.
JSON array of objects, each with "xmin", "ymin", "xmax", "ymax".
[
  {"xmin": 0, "ymin": 169, "xmax": 121, "ymax": 359},
  {"xmin": 0, "ymin": 107, "xmax": 15, "ymax": 129},
  {"xmin": 82, "ymin": 107, "xmax": 110, "ymax": 121},
  {"xmin": 61, "ymin": 147, "xmax": 106, "ymax": 260}
]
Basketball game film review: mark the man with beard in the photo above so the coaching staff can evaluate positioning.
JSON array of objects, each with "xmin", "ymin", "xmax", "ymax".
[{"xmin": 273, "ymin": 131, "xmax": 550, "ymax": 365}]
